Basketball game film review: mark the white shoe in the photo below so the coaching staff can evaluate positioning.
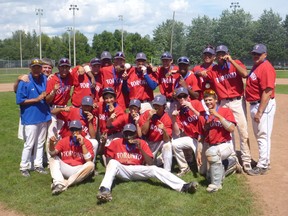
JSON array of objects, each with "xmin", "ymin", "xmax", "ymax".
[{"xmin": 206, "ymin": 184, "xmax": 222, "ymax": 193}]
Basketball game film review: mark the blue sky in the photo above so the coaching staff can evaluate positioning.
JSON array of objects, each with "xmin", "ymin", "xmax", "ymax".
[{"xmin": 0, "ymin": 0, "xmax": 286, "ymax": 44}]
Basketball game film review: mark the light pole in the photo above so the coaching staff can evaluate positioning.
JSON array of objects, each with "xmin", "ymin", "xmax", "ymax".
[
  {"xmin": 170, "ymin": 11, "xmax": 175, "ymax": 55},
  {"xmin": 67, "ymin": 27, "xmax": 73, "ymax": 64},
  {"xmin": 35, "ymin": 8, "xmax": 43, "ymax": 59},
  {"xmin": 69, "ymin": 4, "xmax": 79, "ymax": 67},
  {"xmin": 20, "ymin": 31, "xmax": 23, "ymax": 68},
  {"xmin": 118, "ymin": 15, "xmax": 124, "ymax": 52},
  {"xmin": 230, "ymin": 2, "xmax": 240, "ymax": 13}
]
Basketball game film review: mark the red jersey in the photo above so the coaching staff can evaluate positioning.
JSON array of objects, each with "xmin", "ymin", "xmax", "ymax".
[
  {"xmin": 207, "ymin": 61, "xmax": 245, "ymax": 100},
  {"xmin": 126, "ymin": 67, "xmax": 156, "ymax": 101},
  {"xmin": 176, "ymin": 100, "xmax": 205, "ymax": 138},
  {"xmin": 199, "ymin": 106, "xmax": 236, "ymax": 145},
  {"xmin": 245, "ymin": 60, "xmax": 276, "ymax": 102},
  {"xmin": 156, "ymin": 65, "xmax": 180, "ymax": 100},
  {"xmin": 57, "ymin": 107, "xmax": 97, "ymax": 138},
  {"xmin": 139, "ymin": 110, "xmax": 172, "ymax": 142},
  {"xmin": 174, "ymin": 71, "xmax": 201, "ymax": 98},
  {"xmin": 95, "ymin": 101, "xmax": 126, "ymax": 134},
  {"xmin": 100, "ymin": 65, "xmax": 115, "ymax": 88},
  {"xmin": 55, "ymin": 136, "xmax": 94, "ymax": 166},
  {"xmin": 105, "ymin": 138, "xmax": 153, "ymax": 165},
  {"xmin": 46, "ymin": 72, "xmax": 73, "ymax": 106},
  {"xmin": 71, "ymin": 66, "xmax": 93, "ymax": 107}
]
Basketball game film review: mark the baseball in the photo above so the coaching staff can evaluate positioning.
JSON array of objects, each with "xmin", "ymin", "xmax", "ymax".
[{"xmin": 125, "ymin": 63, "xmax": 131, "ymax": 69}]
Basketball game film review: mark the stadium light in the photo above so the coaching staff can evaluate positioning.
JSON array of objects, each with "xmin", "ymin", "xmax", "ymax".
[
  {"xmin": 35, "ymin": 8, "xmax": 43, "ymax": 59},
  {"xmin": 69, "ymin": 5, "xmax": 79, "ymax": 67},
  {"xmin": 230, "ymin": 2, "xmax": 240, "ymax": 13}
]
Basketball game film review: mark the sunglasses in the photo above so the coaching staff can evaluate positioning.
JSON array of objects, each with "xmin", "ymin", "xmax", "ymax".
[
  {"xmin": 177, "ymin": 94, "xmax": 188, "ymax": 99},
  {"xmin": 203, "ymin": 89, "xmax": 216, "ymax": 95}
]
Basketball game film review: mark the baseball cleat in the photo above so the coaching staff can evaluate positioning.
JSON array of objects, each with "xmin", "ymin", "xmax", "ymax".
[
  {"xmin": 246, "ymin": 167, "xmax": 268, "ymax": 176},
  {"xmin": 181, "ymin": 181, "xmax": 198, "ymax": 193},
  {"xmin": 97, "ymin": 187, "xmax": 112, "ymax": 202},
  {"xmin": 206, "ymin": 184, "xmax": 222, "ymax": 193},
  {"xmin": 176, "ymin": 167, "xmax": 191, "ymax": 177},
  {"xmin": 35, "ymin": 167, "xmax": 48, "ymax": 175},
  {"xmin": 52, "ymin": 184, "xmax": 66, "ymax": 195},
  {"xmin": 20, "ymin": 170, "xmax": 30, "ymax": 177}
]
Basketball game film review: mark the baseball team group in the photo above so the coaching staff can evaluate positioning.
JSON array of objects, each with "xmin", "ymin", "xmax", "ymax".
[{"xmin": 15, "ymin": 43, "xmax": 276, "ymax": 202}]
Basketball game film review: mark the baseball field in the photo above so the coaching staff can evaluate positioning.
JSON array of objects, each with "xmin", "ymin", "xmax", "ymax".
[{"xmin": 0, "ymin": 71, "xmax": 287, "ymax": 216}]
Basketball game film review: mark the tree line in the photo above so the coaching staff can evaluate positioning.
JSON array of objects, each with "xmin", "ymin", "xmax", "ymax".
[{"xmin": 1, "ymin": 8, "xmax": 288, "ymax": 67}]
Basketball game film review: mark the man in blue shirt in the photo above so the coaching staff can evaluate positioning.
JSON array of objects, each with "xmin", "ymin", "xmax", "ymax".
[{"xmin": 16, "ymin": 58, "xmax": 51, "ymax": 177}]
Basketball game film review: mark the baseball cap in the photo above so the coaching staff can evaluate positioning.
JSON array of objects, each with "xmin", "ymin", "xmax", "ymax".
[
  {"xmin": 216, "ymin": 45, "xmax": 229, "ymax": 53},
  {"xmin": 69, "ymin": 120, "xmax": 82, "ymax": 130},
  {"xmin": 175, "ymin": 87, "xmax": 189, "ymax": 97},
  {"xmin": 41, "ymin": 58, "xmax": 54, "ymax": 67},
  {"xmin": 129, "ymin": 99, "xmax": 141, "ymax": 108},
  {"xmin": 123, "ymin": 123, "xmax": 137, "ymax": 132},
  {"xmin": 90, "ymin": 57, "xmax": 101, "ymax": 66},
  {"xmin": 101, "ymin": 51, "xmax": 112, "ymax": 60},
  {"xmin": 114, "ymin": 51, "xmax": 126, "ymax": 59},
  {"xmin": 251, "ymin": 44, "xmax": 267, "ymax": 54},
  {"xmin": 81, "ymin": 96, "xmax": 93, "ymax": 106},
  {"xmin": 203, "ymin": 47, "xmax": 215, "ymax": 55},
  {"xmin": 152, "ymin": 94, "xmax": 167, "ymax": 106},
  {"xmin": 161, "ymin": 52, "xmax": 173, "ymax": 60},
  {"xmin": 136, "ymin": 52, "xmax": 147, "ymax": 61},
  {"xmin": 177, "ymin": 56, "xmax": 190, "ymax": 65},
  {"xmin": 58, "ymin": 57, "xmax": 71, "ymax": 67},
  {"xmin": 102, "ymin": 87, "xmax": 116, "ymax": 96},
  {"xmin": 30, "ymin": 58, "xmax": 43, "ymax": 67}
]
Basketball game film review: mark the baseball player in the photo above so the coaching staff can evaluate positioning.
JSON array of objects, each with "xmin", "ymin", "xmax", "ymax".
[
  {"xmin": 171, "ymin": 87, "xmax": 205, "ymax": 176},
  {"xmin": 197, "ymin": 89, "xmax": 241, "ymax": 192},
  {"xmin": 123, "ymin": 52, "xmax": 158, "ymax": 114},
  {"xmin": 123, "ymin": 99, "xmax": 142, "ymax": 137},
  {"xmin": 48, "ymin": 120, "xmax": 95, "ymax": 195},
  {"xmin": 41, "ymin": 57, "xmax": 54, "ymax": 77},
  {"xmin": 96, "ymin": 123, "xmax": 198, "ymax": 203},
  {"xmin": 244, "ymin": 44, "xmax": 276, "ymax": 175},
  {"xmin": 139, "ymin": 94, "xmax": 173, "ymax": 171},
  {"xmin": 197, "ymin": 45, "xmax": 252, "ymax": 173},
  {"xmin": 16, "ymin": 58, "xmax": 51, "ymax": 177}
]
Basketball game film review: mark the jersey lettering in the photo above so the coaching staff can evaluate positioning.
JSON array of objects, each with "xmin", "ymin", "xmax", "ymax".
[
  {"xmin": 116, "ymin": 152, "xmax": 143, "ymax": 160},
  {"xmin": 130, "ymin": 79, "xmax": 147, "ymax": 87},
  {"xmin": 161, "ymin": 77, "xmax": 175, "ymax": 84},
  {"xmin": 80, "ymin": 83, "xmax": 90, "ymax": 88},
  {"xmin": 150, "ymin": 124, "xmax": 163, "ymax": 134},
  {"xmin": 249, "ymin": 72, "xmax": 257, "ymax": 81},
  {"xmin": 215, "ymin": 72, "xmax": 237, "ymax": 83}
]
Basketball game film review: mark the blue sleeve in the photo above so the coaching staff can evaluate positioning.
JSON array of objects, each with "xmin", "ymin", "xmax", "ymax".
[
  {"xmin": 16, "ymin": 81, "xmax": 27, "ymax": 105},
  {"xmin": 144, "ymin": 74, "xmax": 158, "ymax": 90},
  {"xmin": 122, "ymin": 80, "xmax": 130, "ymax": 93}
]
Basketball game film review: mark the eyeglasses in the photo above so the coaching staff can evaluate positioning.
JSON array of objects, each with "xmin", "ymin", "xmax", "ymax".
[
  {"xmin": 203, "ymin": 89, "xmax": 216, "ymax": 95},
  {"xmin": 177, "ymin": 94, "xmax": 188, "ymax": 99}
]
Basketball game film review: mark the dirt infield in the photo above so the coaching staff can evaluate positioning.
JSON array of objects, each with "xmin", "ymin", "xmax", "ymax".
[{"xmin": 0, "ymin": 83, "xmax": 287, "ymax": 216}]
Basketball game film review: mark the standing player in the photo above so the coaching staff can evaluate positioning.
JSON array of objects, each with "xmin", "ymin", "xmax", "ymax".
[
  {"xmin": 139, "ymin": 95, "xmax": 173, "ymax": 171},
  {"xmin": 244, "ymin": 44, "xmax": 276, "ymax": 175},
  {"xmin": 48, "ymin": 120, "xmax": 95, "ymax": 195},
  {"xmin": 16, "ymin": 58, "xmax": 51, "ymax": 177},
  {"xmin": 198, "ymin": 45, "xmax": 252, "ymax": 173},
  {"xmin": 88, "ymin": 57, "xmax": 102, "ymax": 102},
  {"xmin": 96, "ymin": 123, "xmax": 198, "ymax": 203}
]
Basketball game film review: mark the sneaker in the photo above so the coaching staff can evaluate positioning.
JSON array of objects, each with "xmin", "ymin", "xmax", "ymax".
[
  {"xmin": 176, "ymin": 167, "xmax": 191, "ymax": 177},
  {"xmin": 20, "ymin": 170, "xmax": 30, "ymax": 177},
  {"xmin": 35, "ymin": 167, "xmax": 48, "ymax": 175},
  {"xmin": 246, "ymin": 167, "xmax": 268, "ymax": 176},
  {"xmin": 52, "ymin": 184, "xmax": 66, "ymax": 195},
  {"xmin": 97, "ymin": 187, "xmax": 112, "ymax": 202},
  {"xmin": 243, "ymin": 163, "xmax": 252, "ymax": 173},
  {"xmin": 181, "ymin": 181, "xmax": 198, "ymax": 193},
  {"xmin": 206, "ymin": 184, "xmax": 222, "ymax": 193}
]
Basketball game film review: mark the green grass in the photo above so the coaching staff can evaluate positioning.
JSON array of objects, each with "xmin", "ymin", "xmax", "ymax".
[
  {"xmin": 0, "ymin": 92, "xmax": 259, "ymax": 216},
  {"xmin": 276, "ymin": 70, "xmax": 288, "ymax": 78},
  {"xmin": 276, "ymin": 84, "xmax": 288, "ymax": 94}
]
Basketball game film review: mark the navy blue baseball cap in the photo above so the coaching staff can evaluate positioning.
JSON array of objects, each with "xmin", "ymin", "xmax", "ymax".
[
  {"xmin": 81, "ymin": 96, "xmax": 93, "ymax": 106},
  {"xmin": 123, "ymin": 123, "xmax": 137, "ymax": 132},
  {"xmin": 177, "ymin": 56, "xmax": 190, "ymax": 65},
  {"xmin": 216, "ymin": 45, "xmax": 229, "ymax": 53},
  {"xmin": 129, "ymin": 99, "xmax": 141, "ymax": 108},
  {"xmin": 251, "ymin": 44, "xmax": 267, "ymax": 54},
  {"xmin": 69, "ymin": 120, "xmax": 82, "ymax": 130},
  {"xmin": 102, "ymin": 87, "xmax": 116, "ymax": 96},
  {"xmin": 114, "ymin": 51, "xmax": 126, "ymax": 59},
  {"xmin": 101, "ymin": 51, "xmax": 112, "ymax": 60},
  {"xmin": 161, "ymin": 52, "xmax": 173, "ymax": 60},
  {"xmin": 152, "ymin": 94, "xmax": 167, "ymax": 106},
  {"xmin": 58, "ymin": 57, "xmax": 71, "ymax": 67},
  {"xmin": 203, "ymin": 47, "xmax": 215, "ymax": 55},
  {"xmin": 175, "ymin": 87, "xmax": 189, "ymax": 97},
  {"xmin": 90, "ymin": 57, "xmax": 101, "ymax": 65},
  {"xmin": 136, "ymin": 52, "xmax": 147, "ymax": 61}
]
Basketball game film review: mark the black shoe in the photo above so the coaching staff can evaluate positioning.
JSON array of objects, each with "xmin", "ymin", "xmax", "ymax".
[
  {"xmin": 96, "ymin": 186, "xmax": 112, "ymax": 202},
  {"xmin": 20, "ymin": 170, "xmax": 30, "ymax": 177},
  {"xmin": 181, "ymin": 181, "xmax": 198, "ymax": 193}
]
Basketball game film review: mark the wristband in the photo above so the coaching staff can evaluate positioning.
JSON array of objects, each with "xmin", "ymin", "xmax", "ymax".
[{"xmin": 83, "ymin": 152, "xmax": 92, "ymax": 160}]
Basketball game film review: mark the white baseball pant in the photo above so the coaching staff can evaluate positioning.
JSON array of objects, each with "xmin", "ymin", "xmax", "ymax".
[
  {"xmin": 20, "ymin": 122, "xmax": 48, "ymax": 170},
  {"xmin": 250, "ymin": 98, "xmax": 276, "ymax": 168},
  {"xmin": 99, "ymin": 159, "xmax": 186, "ymax": 191},
  {"xmin": 49, "ymin": 156, "xmax": 94, "ymax": 188},
  {"xmin": 172, "ymin": 136, "xmax": 198, "ymax": 172}
]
